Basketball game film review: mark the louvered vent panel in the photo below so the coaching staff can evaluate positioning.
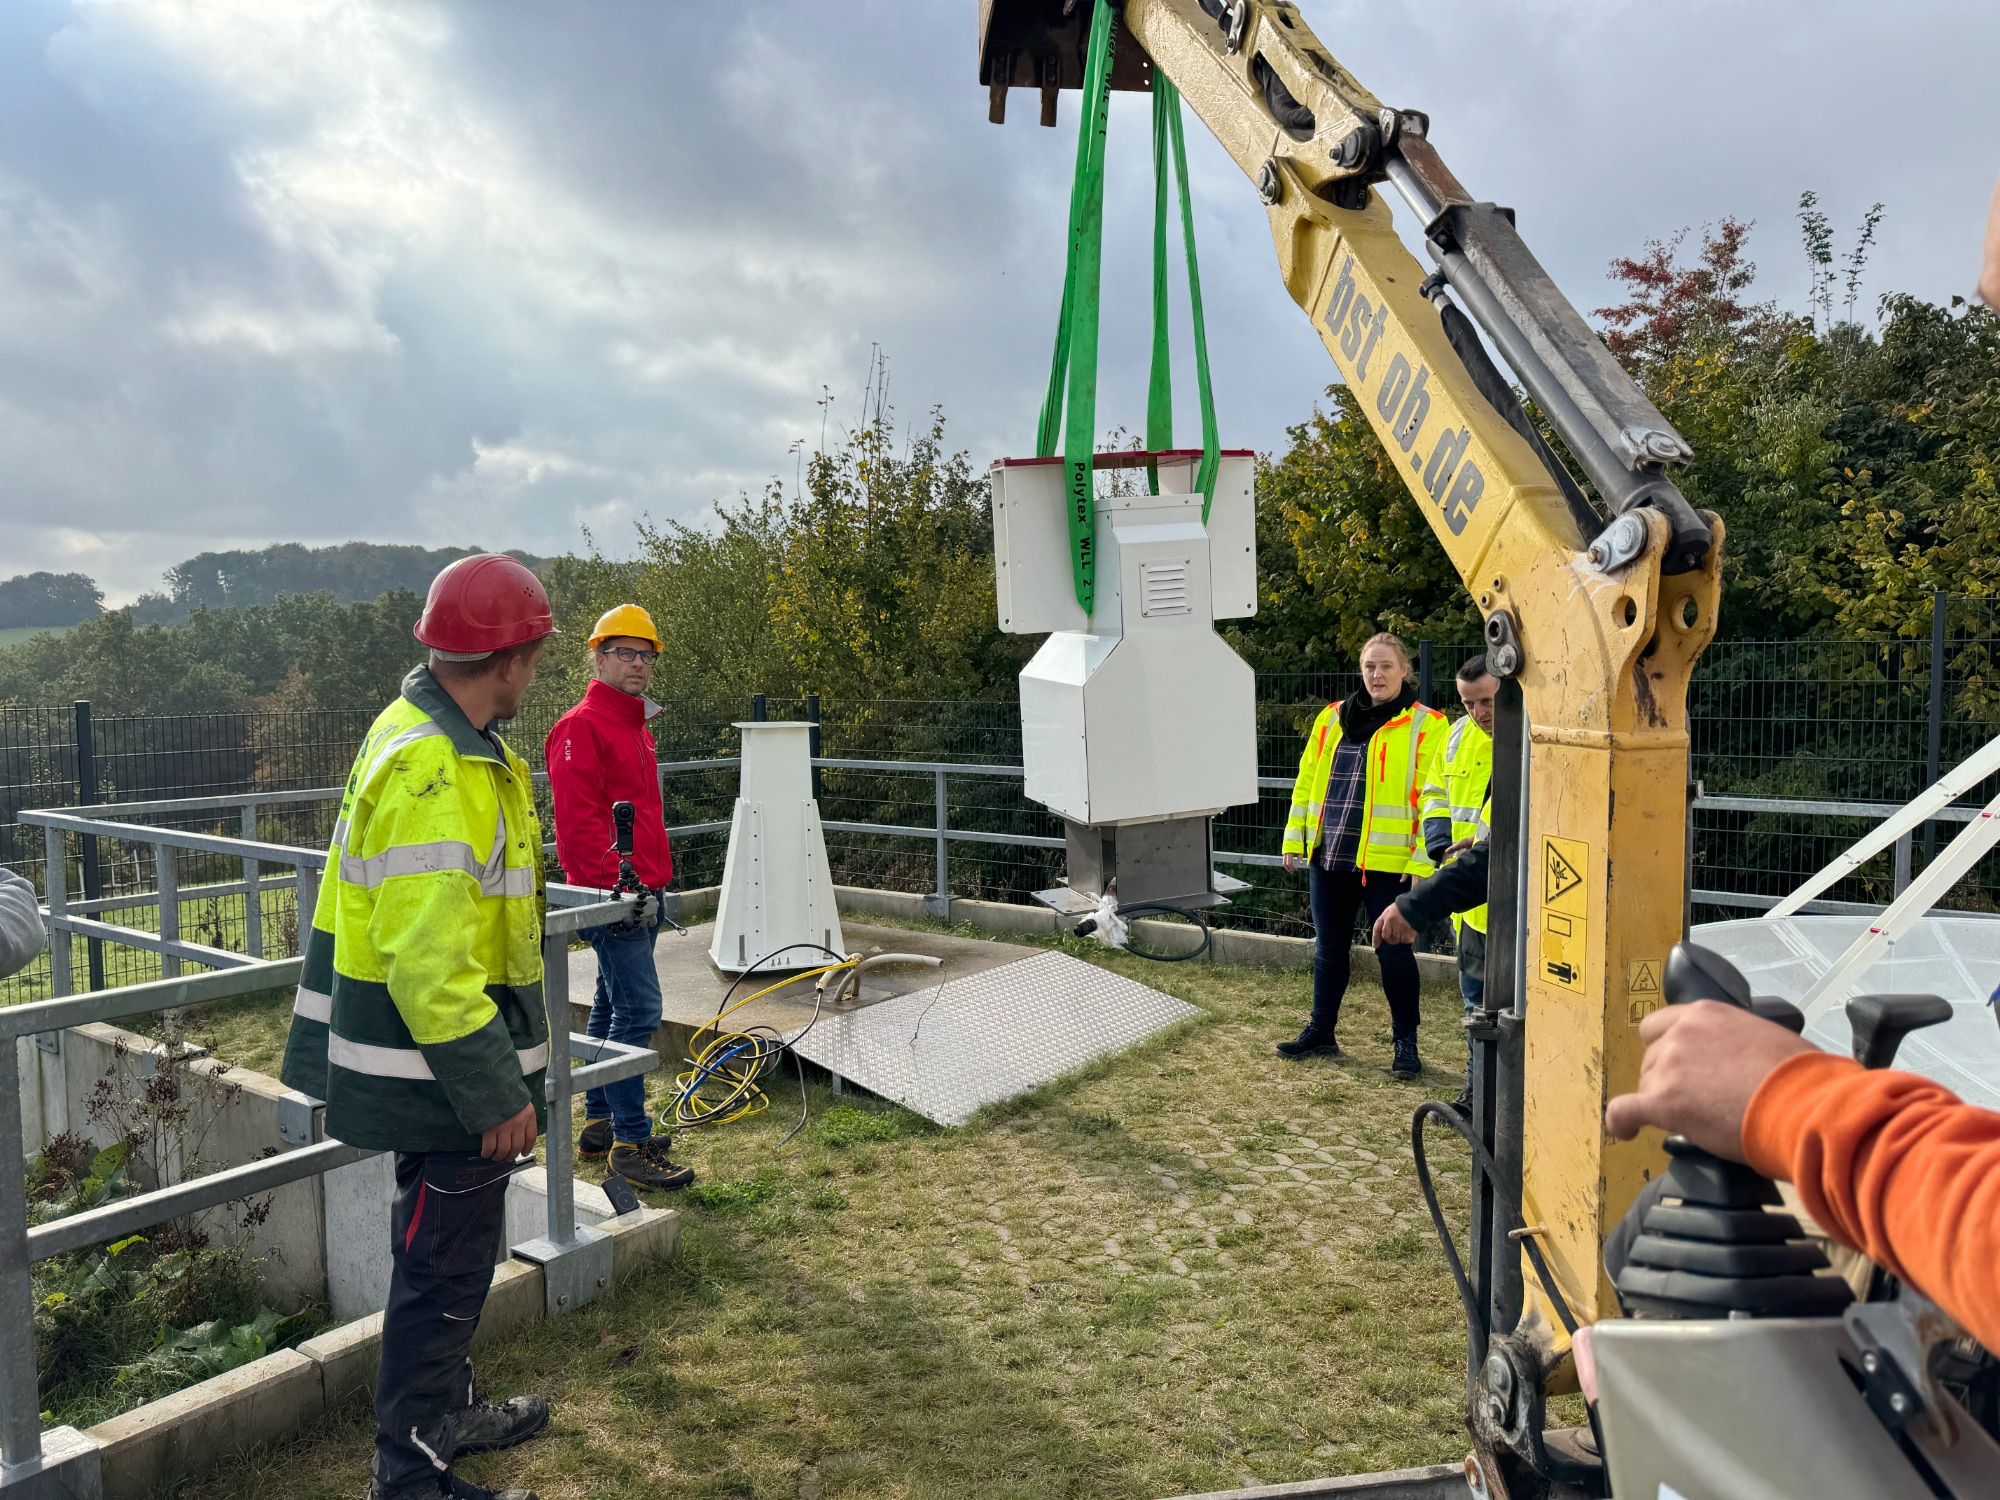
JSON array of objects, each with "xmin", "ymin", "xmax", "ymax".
[{"xmin": 1139, "ymin": 560, "xmax": 1192, "ymax": 617}]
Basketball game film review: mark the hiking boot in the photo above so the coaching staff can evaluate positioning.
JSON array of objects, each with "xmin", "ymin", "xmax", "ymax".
[
  {"xmin": 1390, "ymin": 1037, "xmax": 1423, "ymax": 1079},
  {"xmin": 450, "ymin": 1393, "xmax": 550, "ymax": 1455},
  {"xmin": 1275, "ymin": 1026, "xmax": 1340, "ymax": 1060},
  {"xmin": 576, "ymin": 1117, "xmax": 614, "ymax": 1160},
  {"xmin": 1448, "ymin": 1087, "xmax": 1473, "ymax": 1118},
  {"xmin": 608, "ymin": 1137, "xmax": 694, "ymax": 1191}
]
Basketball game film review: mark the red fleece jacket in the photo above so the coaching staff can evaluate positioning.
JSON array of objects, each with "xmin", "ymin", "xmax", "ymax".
[
  {"xmin": 545, "ymin": 680, "xmax": 674, "ymax": 891},
  {"xmin": 1743, "ymin": 1050, "xmax": 2000, "ymax": 1351}
]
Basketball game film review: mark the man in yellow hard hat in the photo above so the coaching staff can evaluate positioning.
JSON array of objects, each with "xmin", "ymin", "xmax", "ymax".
[{"xmin": 544, "ymin": 604, "xmax": 692, "ymax": 1191}]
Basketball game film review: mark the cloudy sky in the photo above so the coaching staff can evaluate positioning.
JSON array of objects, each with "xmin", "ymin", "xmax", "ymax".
[{"xmin": 2, "ymin": 0, "xmax": 1995, "ymax": 604}]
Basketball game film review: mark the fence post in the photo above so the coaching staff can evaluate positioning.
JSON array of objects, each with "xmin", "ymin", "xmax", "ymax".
[
  {"xmin": 155, "ymin": 843, "xmax": 181, "ymax": 982},
  {"xmin": 73, "ymin": 700, "xmax": 104, "ymax": 992},
  {"xmin": 541, "ymin": 927, "xmax": 575, "ymax": 1247},
  {"xmin": 1419, "ymin": 641, "xmax": 1434, "ymax": 708},
  {"xmin": 42, "ymin": 825, "xmax": 71, "ymax": 1000},
  {"xmin": 296, "ymin": 862, "xmax": 320, "ymax": 956},
  {"xmin": 927, "ymin": 769, "xmax": 950, "ymax": 918},
  {"xmin": 0, "ymin": 1037, "xmax": 43, "ymax": 1469},
  {"xmin": 1926, "ymin": 590, "xmax": 1946, "ymax": 860},
  {"xmin": 751, "ymin": 693, "xmax": 767, "ymax": 723},
  {"xmin": 806, "ymin": 694, "xmax": 822, "ymax": 804},
  {"xmin": 241, "ymin": 804, "xmax": 263, "ymax": 961},
  {"xmin": 1894, "ymin": 833, "xmax": 1914, "ymax": 897}
]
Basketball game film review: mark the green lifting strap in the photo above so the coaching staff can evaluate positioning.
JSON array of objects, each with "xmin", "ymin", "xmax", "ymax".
[
  {"xmin": 1146, "ymin": 74, "xmax": 1221, "ymax": 519},
  {"xmin": 1035, "ymin": 1, "xmax": 1220, "ymax": 611},
  {"xmin": 1034, "ymin": 0, "xmax": 1117, "ymax": 613}
]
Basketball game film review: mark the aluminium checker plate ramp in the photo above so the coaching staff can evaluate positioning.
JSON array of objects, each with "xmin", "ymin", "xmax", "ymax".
[{"xmin": 786, "ymin": 949, "xmax": 1203, "ymax": 1126}]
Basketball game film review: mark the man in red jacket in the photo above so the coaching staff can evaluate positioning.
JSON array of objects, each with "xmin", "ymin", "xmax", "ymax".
[{"xmin": 545, "ymin": 604, "xmax": 692, "ymax": 1191}]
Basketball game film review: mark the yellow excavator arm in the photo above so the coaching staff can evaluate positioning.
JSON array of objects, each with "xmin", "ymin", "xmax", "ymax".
[{"xmin": 981, "ymin": 0, "xmax": 1725, "ymax": 1337}]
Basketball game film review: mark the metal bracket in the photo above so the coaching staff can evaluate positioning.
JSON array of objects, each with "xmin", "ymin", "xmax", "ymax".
[
  {"xmin": 275, "ymin": 1091, "xmax": 322, "ymax": 1148},
  {"xmin": 0, "ymin": 1425, "xmax": 103, "ymax": 1498},
  {"xmin": 32, "ymin": 1034, "xmax": 58, "ymax": 1056},
  {"xmin": 512, "ymin": 1226, "xmax": 613, "ymax": 1318}
]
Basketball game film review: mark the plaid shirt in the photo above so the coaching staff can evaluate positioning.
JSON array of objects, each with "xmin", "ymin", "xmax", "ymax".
[{"xmin": 1315, "ymin": 737, "xmax": 1369, "ymax": 871}]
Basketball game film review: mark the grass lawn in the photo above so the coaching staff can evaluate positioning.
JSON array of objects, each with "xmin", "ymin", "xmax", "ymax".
[{"xmin": 171, "ymin": 920, "xmax": 1480, "ymax": 1499}]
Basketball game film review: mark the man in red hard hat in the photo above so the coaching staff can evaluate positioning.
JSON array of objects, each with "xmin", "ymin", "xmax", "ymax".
[
  {"xmin": 545, "ymin": 603, "xmax": 692, "ymax": 1191},
  {"xmin": 283, "ymin": 552, "xmax": 558, "ymax": 1500}
]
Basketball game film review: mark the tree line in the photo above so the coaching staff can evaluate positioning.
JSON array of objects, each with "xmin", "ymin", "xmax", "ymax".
[{"xmin": 1, "ymin": 198, "xmax": 1993, "ymax": 720}]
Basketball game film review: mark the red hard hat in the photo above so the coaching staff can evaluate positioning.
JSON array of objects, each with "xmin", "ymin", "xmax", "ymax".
[{"xmin": 412, "ymin": 554, "xmax": 557, "ymax": 655}]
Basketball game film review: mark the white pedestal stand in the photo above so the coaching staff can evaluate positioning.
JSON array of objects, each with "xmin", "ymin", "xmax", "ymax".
[{"xmin": 709, "ymin": 721, "xmax": 845, "ymax": 974}]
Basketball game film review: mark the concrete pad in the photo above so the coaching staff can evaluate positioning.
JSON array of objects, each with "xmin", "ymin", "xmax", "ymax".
[
  {"xmin": 472, "ymin": 1258, "xmax": 545, "ymax": 1350},
  {"xmin": 89, "ymin": 1349, "xmax": 323, "ymax": 1500},
  {"xmin": 296, "ymin": 1310, "xmax": 383, "ymax": 1407}
]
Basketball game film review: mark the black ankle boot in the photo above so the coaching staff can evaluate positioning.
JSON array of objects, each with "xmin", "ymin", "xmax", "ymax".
[{"xmin": 1276, "ymin": 1025, "xmax": 1340, "ymax": 1060}]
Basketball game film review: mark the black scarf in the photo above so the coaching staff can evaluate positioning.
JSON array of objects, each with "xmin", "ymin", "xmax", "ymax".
[{"xmin": 1336, "ymin": 680, "xmax": 1418, "ymax": 744}]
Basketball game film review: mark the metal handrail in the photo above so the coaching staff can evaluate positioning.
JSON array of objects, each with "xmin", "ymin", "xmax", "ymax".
[
  {"xmin": 0, "ymin": 887, "xmax": 657, "ymax": 1475},
  {"xmin": 28, "ymin": 770, "xmax": 1982, "ymax": 971}
]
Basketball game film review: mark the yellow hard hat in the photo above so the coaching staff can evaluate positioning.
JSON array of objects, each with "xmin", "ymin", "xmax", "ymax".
[{"xmin": 586, "ymin": 604, "xmax": 663, "ymax": 652}]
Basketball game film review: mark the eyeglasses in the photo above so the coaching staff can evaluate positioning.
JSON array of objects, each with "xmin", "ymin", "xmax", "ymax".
[{"xmin": 598, "ymin": 646, "xmax": 661, "ymax": 664}]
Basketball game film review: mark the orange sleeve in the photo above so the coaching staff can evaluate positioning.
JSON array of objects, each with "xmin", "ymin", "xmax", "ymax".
[{"xmin": 1742, "ymin": 1051, "xmax": 2000, "ymax": 1349}]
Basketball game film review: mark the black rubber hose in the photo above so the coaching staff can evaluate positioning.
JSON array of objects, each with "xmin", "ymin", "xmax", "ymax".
[
  {"xmin": 1251, "ymin": 55, "xmax": 1315, "ymax": 134},
  {"xmin": 1411, "ymin": 1099, "xmax": 1579, "ymax": 1340},
  {"xmin": 1110, "ymin": 902, "xmax": 1215, "ymax": 963}
]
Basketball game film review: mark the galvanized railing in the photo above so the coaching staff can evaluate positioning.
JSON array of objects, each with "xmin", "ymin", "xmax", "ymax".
[{"xmin": 4, "ymin": 807, "xmax": 657, "ymax": 1485}]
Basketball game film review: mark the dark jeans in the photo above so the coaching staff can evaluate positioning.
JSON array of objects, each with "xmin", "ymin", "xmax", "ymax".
[
  {"xmin": 1308, "ymin": 862, "xmax": 1420, "ymax": 1040},
  {"xmin": 583, "ymin": 921, "xmax": 663, "ymax": 1143},
  {"xmin": 373, "ymin": 1150, "xmax": 512, "ymax": 1498}
]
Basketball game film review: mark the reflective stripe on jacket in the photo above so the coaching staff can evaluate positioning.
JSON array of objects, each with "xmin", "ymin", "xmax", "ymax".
[
  {"xmin": 1420, "ymin": 713, "xmax": 1493, "ymax": 933},
  {"xmin": 1282, "ymin": 700, "xmax": 1446, "ymax": 875},
  {"xmin": 281, "ymin": 665, "xmax": 549, "ymax": 1153}
]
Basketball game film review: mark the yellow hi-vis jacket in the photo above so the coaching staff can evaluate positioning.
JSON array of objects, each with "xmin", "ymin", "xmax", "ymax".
[
  {"xmin": 1282, "ymin": 700, "xmax": 1447, "ymax": 876},
  {"xmin": 282, "ymin": 666, "xmax": 549, "ymax": 1152},
  {"xmin": 1420, "ymin": 713, "xmax": 1492, "ymax": 934}
]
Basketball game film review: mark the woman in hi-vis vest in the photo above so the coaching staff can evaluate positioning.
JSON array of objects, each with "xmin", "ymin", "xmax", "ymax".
[{"xmin": 1278, "ymin": 633, "xmax": 1447, "ymax": 1078}]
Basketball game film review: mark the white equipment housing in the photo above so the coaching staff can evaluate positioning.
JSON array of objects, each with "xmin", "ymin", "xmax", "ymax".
[
  {"xmin": 709, "ymin": 721, "xmax": 844, "ymax": 973},
  {"xmin": 992, "ymin": 450, "xmax": 1259, "ymax": 831}
]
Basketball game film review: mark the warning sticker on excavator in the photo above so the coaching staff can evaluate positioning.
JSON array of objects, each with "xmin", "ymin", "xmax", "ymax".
[
  {"xmin": 1541, "ymin": 911, "xmax": 1585, "ymax": 991},
  {"xmin": 1543, "ymin": 837, "xmax": 1588, "ymax": 913},
  {"xmin": 1628, "ymin": 960, "xmax": 1661, "ymax": 994}
]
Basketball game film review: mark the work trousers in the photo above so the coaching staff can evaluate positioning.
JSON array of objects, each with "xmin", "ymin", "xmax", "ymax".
[
  {"xmin": 1458, "ymin": 924, "xmax": 1486, "ymax": 1070},
  {"xmin": 1308, "ymin": 863, "xmax": 1420, "ymax": 1040},
  {"xmin": 583, "ymin": 920, "xmax": 663, "ymax": 1143},
  {"xmin": 373, "ymin": 1150, "xmax": 512, "ymax": 1499}
]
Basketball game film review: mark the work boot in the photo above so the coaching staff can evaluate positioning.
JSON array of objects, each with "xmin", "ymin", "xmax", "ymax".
[
  {"xmin": 1448, "ymin": 1088, "xmax": 1473, "ymax": 1118},
  {"xmin": 1275, "ymin": 1025, "xmax": 1340, "ymax": 1060},
  {"xmin": 608, "ymin": 1137, "xmax": 694, "ymax": 1191},
  {"xmin": 450, "ymin": 1393, "xmax": 550, "ymax": 1455},
  {"xmin": 576, "ymin": 1117, "xmax": 614, "ymax": 1160},
  {"xmin": 1390, "ymin": 1037, "xmax": 1423, "ymax": 1079}
]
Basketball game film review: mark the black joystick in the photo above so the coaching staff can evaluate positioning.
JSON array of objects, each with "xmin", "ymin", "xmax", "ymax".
[
  {"xmin": 1613, "ymin": 940, "xmax": 1853, "ymax": 1320},
  {"xmin": 1845, "ymin": 992, "xmax": 1953, "ymax": 1071}
]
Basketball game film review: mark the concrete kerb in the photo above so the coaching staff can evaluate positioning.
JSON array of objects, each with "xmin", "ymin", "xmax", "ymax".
[
  {"xmin": 79, "ymin": 1206, "xmax": 679, "ymax": 1500},
  {"xmin": 823, "ymin": 884, "xmax": 1457, "ymax": 986}
]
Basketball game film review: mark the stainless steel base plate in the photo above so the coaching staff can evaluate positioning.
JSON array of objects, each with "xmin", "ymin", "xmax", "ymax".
[{"xmin": 787, "ymin": 949, "xmax": 1202, "ymax": 1125}]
